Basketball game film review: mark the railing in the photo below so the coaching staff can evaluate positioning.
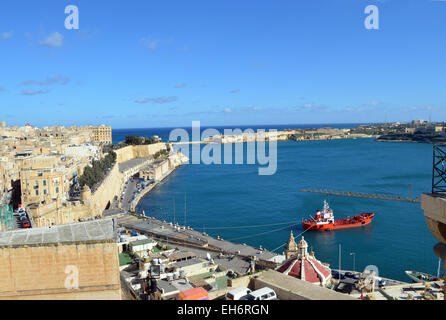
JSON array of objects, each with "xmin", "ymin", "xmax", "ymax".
[{"xmin": 0, "ymin": 204, "xmax": 14, "ymax": 231}]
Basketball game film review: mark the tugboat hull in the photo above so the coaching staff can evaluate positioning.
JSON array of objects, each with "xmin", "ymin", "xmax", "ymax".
[{"xmin": 302, "ymin": 213, "xmax": 374, "ymax": 231}]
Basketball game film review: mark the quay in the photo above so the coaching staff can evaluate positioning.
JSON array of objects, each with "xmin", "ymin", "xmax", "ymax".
[{"xmin": 116, "ymin": 214, "xmax": 284, "ymax": 269}]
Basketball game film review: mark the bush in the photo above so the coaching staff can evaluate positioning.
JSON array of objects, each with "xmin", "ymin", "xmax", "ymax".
[{"xmin": 125, "ymin": 135, "xmax": 160, "ymax": 146}]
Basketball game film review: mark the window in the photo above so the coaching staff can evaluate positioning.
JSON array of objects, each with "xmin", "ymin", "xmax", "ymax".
[
  {"xmin": 35, "ymin": 190, "xmax": 39, "ymax": 196},
  {"xmin": 43, "ymin": 180, "xmax": 47, "ymax": 186},
  {"xmin": 44, "ymin": 190, "xmax": 47, "ymax": 195},
  {"xmin": 56, "ymin": 187, "xmax": 59, "ymax": 193}
]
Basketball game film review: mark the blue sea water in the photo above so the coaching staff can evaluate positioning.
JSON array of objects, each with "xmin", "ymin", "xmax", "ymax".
[{"xmin": 113, "ymin": 126, "xmax": 443, "ymax": 282}]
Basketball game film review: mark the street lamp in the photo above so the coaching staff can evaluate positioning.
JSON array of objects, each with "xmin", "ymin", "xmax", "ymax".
[{"xmin": 350, "ymin": 252, "xmax": 356, "ymax": 273}]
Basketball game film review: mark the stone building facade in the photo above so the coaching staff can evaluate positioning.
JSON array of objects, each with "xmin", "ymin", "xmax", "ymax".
[{"xmin": 93, "ymin": 125, "xmax": 112, "ymax": 144}]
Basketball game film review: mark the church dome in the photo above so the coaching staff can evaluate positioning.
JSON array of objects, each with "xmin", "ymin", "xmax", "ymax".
[{"xmin": 277, "ymin": 236, "xmax": 331, "ymax": 286}]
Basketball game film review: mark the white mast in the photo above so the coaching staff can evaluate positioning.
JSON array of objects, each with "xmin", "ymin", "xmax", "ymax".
[
  {"xmin": 184, "ymin": 193, "xmax": 187, "ymax": 227},
  {"xmin": 173, "ymin": 197, "xmax": 176, "ymax": 224},
  {"xmin": 339, "ymin": 244, "xmax": 342, "ymax": 280}
]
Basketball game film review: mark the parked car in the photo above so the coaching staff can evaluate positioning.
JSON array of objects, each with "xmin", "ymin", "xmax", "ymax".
[
  {"xmin": 239, "ymin": 287, "xmax": 278, "ymax": 301},
  {"xmin": 21, "ymin": 220, "xmax": 31, "ymax": 228},
  {"xmin": 331, "ymin": 270, "xmax": 346, "ymax": 280},
  {"xmin": 225, "ymin": 287, "xmax": 252, "ymax": 300},
  {"xmin": 335, "ymin": 282, "xmax": 354, "ymax": 294},
  {"xmin": 344, "ymin": 272, "xmax": 359, "ymax": 279}
]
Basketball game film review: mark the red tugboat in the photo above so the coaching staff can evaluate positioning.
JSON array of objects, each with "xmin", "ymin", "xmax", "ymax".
[{"xmin": 302, "ymin": 201, "xmax": 374, "ymax": 231}]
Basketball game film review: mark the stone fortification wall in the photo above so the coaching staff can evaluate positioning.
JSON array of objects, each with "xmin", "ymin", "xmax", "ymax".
[
  {"xmin": 115, "ymin": 143, "xmax": 168, "ymax": 164},
  {"xmin": 0, "ymin": 241, "xmax": 121, "ymax": 300}
]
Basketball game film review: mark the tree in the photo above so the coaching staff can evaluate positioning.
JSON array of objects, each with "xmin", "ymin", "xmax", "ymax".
[{"xmin": 79, "ymin": 151, "xmax": 117, "ymax": 189}]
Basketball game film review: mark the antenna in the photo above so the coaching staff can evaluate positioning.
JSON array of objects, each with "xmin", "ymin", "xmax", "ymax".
[{"xmin": 339, "ymin": 244, "xmax": 342, "ymax": 280}]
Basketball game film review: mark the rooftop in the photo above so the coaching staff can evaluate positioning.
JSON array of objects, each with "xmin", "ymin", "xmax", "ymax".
[
  {"xmin": 130, "ymin": 238, "xmax": 156, "ymax": 246},
  {"xmin": 157, "ymin": 279, "xmax": 180, "ymax": 295},
  {"xmin": 172, "ymin": 258, "xmax": 204, "ymax": 268},
  {"xmin": 0, "ymin": 218, "xmax": 116, "ymax": 247}
]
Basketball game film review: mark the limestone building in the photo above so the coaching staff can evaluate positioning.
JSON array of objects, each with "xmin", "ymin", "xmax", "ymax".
[
  {"xmin": 0, "ymin": 218, "xmax": 121, "ymax": 300},
  {"xmin": 93, "ymin": 125, "xmax": 112, "ymax": 144}
]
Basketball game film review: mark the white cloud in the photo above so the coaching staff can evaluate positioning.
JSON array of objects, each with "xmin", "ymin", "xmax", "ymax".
[
  {"xmin": 39, "ymin": 32, "xmax": 64, "ymax": 48},
  {"xmin": 139, "ymin": 38, "xmax": 159, "ymax": 50},
  {"xmin": 135, "ymin": 96, "xmax": 178, "ymax": 104},
  {"xmin": 365, "ymin": 100, "xmax": 382, "ymax": 106},
  {"xmin": 21, "ymin": 89, "xmax": 49, "ymax": 96},
  {"xmin": 1, "ymin": 31, "xmax": 13, "ymax": 40},
  {"xmin": 21, "ymin": 75, "xmax": 70, "ymax": 86}
]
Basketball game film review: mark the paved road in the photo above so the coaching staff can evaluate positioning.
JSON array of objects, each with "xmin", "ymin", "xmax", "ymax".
[
  {"xmin": 121, "ymin": 178, "xmax": 138, "ymax": 212},
  {"xmin": 118, "ymin": 158, "xmax": 152, "ymax": 173}
]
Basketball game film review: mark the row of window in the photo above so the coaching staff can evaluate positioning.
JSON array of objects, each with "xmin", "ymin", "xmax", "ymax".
[{"xmin": 35, "ymin": 187, "xmax": 59, "ymax": 196}]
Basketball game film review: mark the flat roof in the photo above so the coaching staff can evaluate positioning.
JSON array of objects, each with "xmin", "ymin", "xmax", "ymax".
[
  {"xmin": 130, "ymin": 238, "xmax": 156, "ymax": 246},
  {"xmin": 172, "ymin": 258, "xmax": 203, "ymax": 268},
  {"xmin": 168, "ymin": 251, "xmax": 197, "ymax": 261},
  {"xmin": 256, "ymin": 270, "xmax": 357, "ymax": 300},
  {"xmin": 0, "ymin": 218, "xmax": 116, "ymax": 247},
  {"xmin": 157, "ymin": 279, "xmax": 180, "ymax": 295}
]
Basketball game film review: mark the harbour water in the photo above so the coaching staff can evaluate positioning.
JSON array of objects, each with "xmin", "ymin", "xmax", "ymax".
[{"xmin": 113, "ymin": 126, "xmax": 443, "ymax": 282}]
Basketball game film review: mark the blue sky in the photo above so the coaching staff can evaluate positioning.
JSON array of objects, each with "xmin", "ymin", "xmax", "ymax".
[{"xmin": 1, "ymin": 0, "xmax": 446, "ymax": 128}]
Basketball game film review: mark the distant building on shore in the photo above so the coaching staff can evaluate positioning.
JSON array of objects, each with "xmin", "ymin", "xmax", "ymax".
[{"xmin": 412, "ymin": 119, "xmax": 427, "ymax": 126}]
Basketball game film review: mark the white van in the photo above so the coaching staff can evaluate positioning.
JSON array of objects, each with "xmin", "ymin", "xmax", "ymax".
[
  {"xmin": 240, "ymin": 287, "xmax": 278, "ymax": 300},
  {"xmin": 225, "ymin": 287, "xmax": 252, "ymax": 300}
]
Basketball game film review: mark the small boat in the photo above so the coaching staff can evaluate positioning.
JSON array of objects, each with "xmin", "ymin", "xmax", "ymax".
[
  {"xmin": 405, "ymin": 270, "xmax": 442, "ymax": 283},
  {"xmin": 302, "ymin": 200, "xmax": 374, "ymax": 231}
]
